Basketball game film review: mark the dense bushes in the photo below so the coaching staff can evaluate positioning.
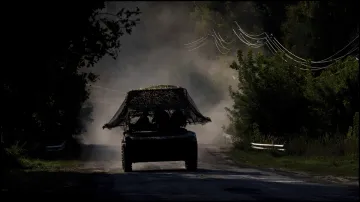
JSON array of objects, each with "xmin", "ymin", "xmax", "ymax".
[{"xmin": 227, "ymin": 50, "xmax": 359, "ymax": 157}]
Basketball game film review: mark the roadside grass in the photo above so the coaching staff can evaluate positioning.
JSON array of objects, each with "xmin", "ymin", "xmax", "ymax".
[
  {"xmin": 228, "ymin": 149, "xmax": 358, "ymax": 177},
  {"xmin": 3, "ymin": 143, "xmax": 81, "ymax": 171},
  {"xmin": 2, "ymin": 145, "xmax": 84, "ymax": 192},
  {"xmin": 19, "ymin": 157, "xmax": 80, "ymax": 171},
  {"xmin": 227, "ymin": 133, "xmax": 359, "ymax": 178}
]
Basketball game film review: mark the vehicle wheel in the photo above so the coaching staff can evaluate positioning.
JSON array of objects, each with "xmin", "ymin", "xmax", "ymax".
[
  {"xmin": 185, "ymin": 150, "xmax": 198, "ymax": 171},
  {"xmin": 122, "ymin": 145, "xmax": 132, "ymax": 172}
]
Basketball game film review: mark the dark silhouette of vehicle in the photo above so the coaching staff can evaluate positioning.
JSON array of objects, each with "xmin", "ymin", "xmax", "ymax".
[{"xmin": 102, "ymin": 85, "xmax": 211, "ymax": 172}]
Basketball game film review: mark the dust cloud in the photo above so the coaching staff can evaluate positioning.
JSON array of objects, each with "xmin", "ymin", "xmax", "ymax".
[{"xmin": 80, "ymin": 2, "xmax": 241, "ymax": 169}]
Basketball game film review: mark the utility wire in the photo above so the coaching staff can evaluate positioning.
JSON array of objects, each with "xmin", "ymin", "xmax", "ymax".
[
  {"xmin": 217, "ymin": 32, "xmax": 235, "ymax": 45},
  {"xmin": 185, "ymin": 10, "xmax": 358, "ymax": 71},
  {"xmin": 234, "ymin": 21, "xmax": 267, "ymax": 40},
  {"xmin": 232, "ymin": 29, "xmax": 264, "ymax": 48},
  {"xmin": 265, "ymin": 32, "xmax": 359, "ymax": 70},
  {"xmin": 235, "ymin": 21, "xmax": 359, "ymax": 65},
  {"xmin": 213, "ymin": 29, "xmax": 231, "ymax": 50},
  {"xmin": 271, "ymin": 34, "xmax": 359, "ymax": 63},
  {"xmin": 187, "ymin": 40, "xmax": 209, "ymax": 51},
  {"xmin": 185, "ymin": 35, "xmax": 209, "ymax": 51},
  {"xmin": 184, "ymin": 36, "xmax": 207, "ymax": 46}
]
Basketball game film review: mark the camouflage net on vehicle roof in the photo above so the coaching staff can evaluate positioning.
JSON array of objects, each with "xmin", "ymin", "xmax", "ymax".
[{"xmin": 104, "ymin": 85, "xmax": 211, "ymax": 129}]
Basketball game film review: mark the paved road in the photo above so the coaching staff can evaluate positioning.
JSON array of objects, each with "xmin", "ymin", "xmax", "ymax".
[{"xmin": 80, "ymin": 144, "xmax": 359, "ymax": 201}]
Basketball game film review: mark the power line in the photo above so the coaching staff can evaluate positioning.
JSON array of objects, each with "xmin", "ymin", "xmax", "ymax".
[
  {"xmin": 234, "ymin": 21, "xmax": 267, "ymax": 40},
  {"xmin": 232, "ymin": 29, "xmax": 264, "ymax": 48},
  {"xmin": 187, "ymin": 1, "xmax": 358, "ymax": 71},
  {"xmin": 208, "ymin": 24, "xmax": 358, "ymax": 69},
  {"xmin": 184, "ymin": 35, "xmax": 209, "ymax": 51},
  {"xmin": 271, "ymin": 34, "xmax": 359, "ymax": 64},
  {"xmin": 213, "ymin": 29, "xmax": 231, "ymax": 50},
  {"xmin": 217, "ymin": 32, "xmax": 235, "ymax": 45},
  {"xmin": 184, "ymin": 36, "xmax": 207, "ymax": 46},
  {"xmin": 263, "ymin": 32, "xmax": 359, "ymax": 70},
  {"xmin": 187, "ymin": 40, "xmax": 209, "ymax": 52},
  {"xmin": 212, "ymin": 33, "xmax": 231, "ymax": 55},
  {"xmin": 234, "ymin": 21, "xmax": 359, "ymax": 65},
  {"xmin": 184, "ymin": 14, "xmax": 358, "ymax": 71}
]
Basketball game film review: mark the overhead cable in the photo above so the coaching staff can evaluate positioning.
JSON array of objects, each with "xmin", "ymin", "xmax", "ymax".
[{"xmin": 235, "ymin": 21, "xmax": 359, "ymax": 64}]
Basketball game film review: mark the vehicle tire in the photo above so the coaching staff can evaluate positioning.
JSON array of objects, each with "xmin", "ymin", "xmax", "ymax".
[
  {"xmin": 185, "ymin": 148, "xmax": 198, "ymax": 171},
  {"xmin": 122, "ymin": 145, "xmax": 132, "ymax": 172}
]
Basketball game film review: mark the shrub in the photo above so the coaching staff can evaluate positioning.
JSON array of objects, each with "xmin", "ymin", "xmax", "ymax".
[{"xmin": 227, "ymin": 50, "xmax": 359, "ymax": 157}]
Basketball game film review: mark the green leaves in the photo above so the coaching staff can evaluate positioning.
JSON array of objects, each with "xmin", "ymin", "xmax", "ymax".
[{"xmin": 228, "ymin": 50, "xmax": 358, "ymax": 141}]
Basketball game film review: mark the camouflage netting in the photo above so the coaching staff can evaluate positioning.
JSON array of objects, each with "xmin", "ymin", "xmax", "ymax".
[{"xmin": 104, "ymin": 85, "xmax": 211, "ymax": 129}]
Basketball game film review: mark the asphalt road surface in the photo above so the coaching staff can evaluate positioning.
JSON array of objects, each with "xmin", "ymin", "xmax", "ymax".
[{"xmin": 76, "ymin": 143, "xmax": 359, "ymax": 201}]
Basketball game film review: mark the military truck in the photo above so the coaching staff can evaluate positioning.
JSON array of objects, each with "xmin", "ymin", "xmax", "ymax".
[{"xmin": 102, "ymin": 85, "xmax": 211, "ymax": 172}]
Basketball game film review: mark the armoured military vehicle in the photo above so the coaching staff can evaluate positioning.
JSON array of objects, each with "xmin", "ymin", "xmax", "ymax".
[{"xmin": 102, "ymin": 85, "xmax": 211, "ymax": 172}]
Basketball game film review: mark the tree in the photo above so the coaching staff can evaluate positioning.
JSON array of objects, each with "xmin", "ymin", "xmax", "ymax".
[
  {"xmin": 1, "ymin": 2, "xmax": 140, "ymax": 148},
  {"xmin": 227, "ymin": 50, "xmax": 310, "ymax": 140},
  {"xmin": 254, "ymin": 1, "xmax": 299, "ymax": 41},
  {"xmin": 304, "ymin": 57, "xmax": 359, "ymax": 135},
  {"xmin": 188, "ymin": 1, "xmax": 359, "ymax": 146},
  {"xmin": 281, "ymin": 1, "xmax": 359, "ymax": 61}
]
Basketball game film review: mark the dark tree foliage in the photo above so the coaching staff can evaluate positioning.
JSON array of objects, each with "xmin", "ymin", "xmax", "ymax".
[
  {"xmin": 228, "ymin": 50, "xmax": 358, "ymax": 141},
  {"xmin": 254, "ymin": 1, "xmax": 300, "ymax": 40},
  {"xmin": 281, "ymin": 1, "xmax": 359, "ymax": 61},
  {"xmin": 1, "ymin": 2, "xmax": 140, "ymax": 148},
  {"xmin": 191, "ymin": 1, "xmax": 359, "ymax": 141},
  {"xmin": 227, "ymin": 51, "xmax": 311, "ymax": 139}
]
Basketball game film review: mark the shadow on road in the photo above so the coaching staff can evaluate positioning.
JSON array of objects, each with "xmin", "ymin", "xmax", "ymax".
[
  {"xmin": 133, "ymin": 168, "xmax": 265, "ymax": 176},
  {"xmin": 2, "ymin": 168, "xmax": 358, "ymax": 201}
]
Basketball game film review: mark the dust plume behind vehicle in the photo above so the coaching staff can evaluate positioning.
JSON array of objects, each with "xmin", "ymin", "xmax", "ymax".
[{"xmin": 80, "ymin": 2, "xmax": 252, "ymax": 170}]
